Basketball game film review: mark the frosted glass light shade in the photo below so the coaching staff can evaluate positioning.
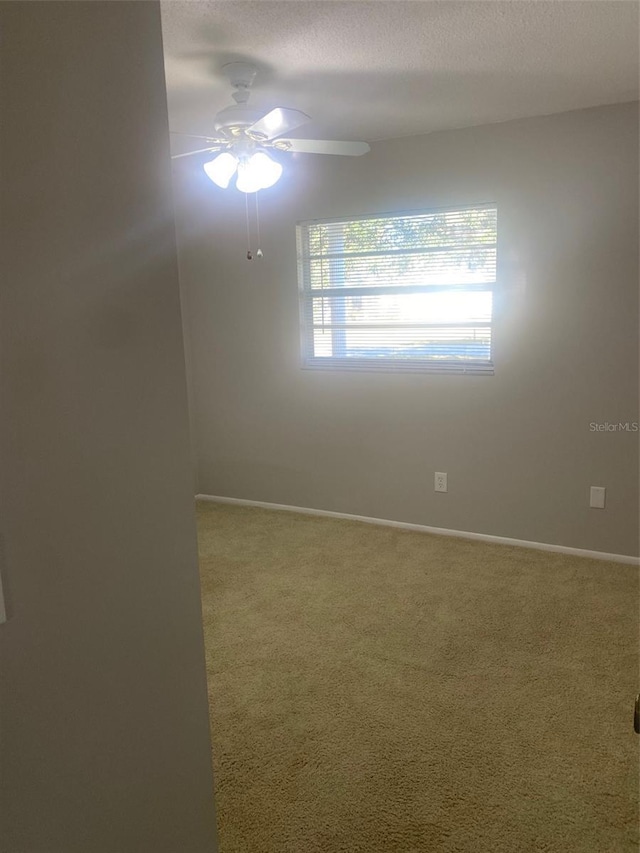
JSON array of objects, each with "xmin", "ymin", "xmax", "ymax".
[
  {"xmin": 250, "ymin": 151, "xmax": 283, "ymax": 189},
  {"xmin": 235, "ymin": 161, "xmax": 261, "ymax": 194},
  {"xmin": 236, "ymin": 151, "xmax": 283, "ymax": 193},
  {"xmin": 203, "ymin": 152, "xmax": 238, "ymax": 188}
]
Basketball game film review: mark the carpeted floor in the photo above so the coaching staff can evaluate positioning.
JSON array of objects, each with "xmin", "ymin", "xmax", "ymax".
[{"xmin": 196, "ymin": 501, "xmax": 639, "ymax": 853}]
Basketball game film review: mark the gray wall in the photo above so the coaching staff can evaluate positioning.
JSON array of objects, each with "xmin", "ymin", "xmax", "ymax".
[
  {"xmin": 174, "ymin": 102, "xmax": 639, "ymax": 557},
  {"xmin": 0, "ymin": 3, "xmax": 218, "ymax": 851}
]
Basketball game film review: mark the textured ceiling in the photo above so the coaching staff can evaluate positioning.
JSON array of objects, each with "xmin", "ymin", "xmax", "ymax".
[{"xmin": 161, "ymin": 0, "xmax": 639, "ymax": 147}]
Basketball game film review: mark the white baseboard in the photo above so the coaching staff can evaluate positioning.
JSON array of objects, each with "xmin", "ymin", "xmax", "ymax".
[{"xmin": 195, "ymin": 494, "xmax": 640, "ymax": 566}]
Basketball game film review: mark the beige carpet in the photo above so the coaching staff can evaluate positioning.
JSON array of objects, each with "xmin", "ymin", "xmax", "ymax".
[{"xmin": 196, "ymin": 501, "xmax": 639, "ymax": 853}]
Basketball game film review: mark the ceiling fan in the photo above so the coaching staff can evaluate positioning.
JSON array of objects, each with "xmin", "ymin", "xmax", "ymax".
[{"xmin": 171, "ymin": 62, "xmax": 370, "ymax": 193}]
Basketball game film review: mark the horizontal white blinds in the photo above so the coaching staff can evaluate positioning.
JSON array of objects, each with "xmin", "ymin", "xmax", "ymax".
[{"xmin": 297, "ymin": 206, "xmax": 497, "ymax": 373}]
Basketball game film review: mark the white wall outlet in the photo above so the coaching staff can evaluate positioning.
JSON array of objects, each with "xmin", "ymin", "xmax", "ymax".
[
  {"xmin": 435, "ymin": 472, "xmax": 448, "ymax": 493},
  {"xmin": 589, "ymin": 486, "xmax": 606, "ymax": 509}
]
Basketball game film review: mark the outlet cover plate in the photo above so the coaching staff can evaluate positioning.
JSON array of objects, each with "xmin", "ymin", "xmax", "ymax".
[{"xmin": 435, "ymin": 472, "xmax": 448, "ymax": 493}]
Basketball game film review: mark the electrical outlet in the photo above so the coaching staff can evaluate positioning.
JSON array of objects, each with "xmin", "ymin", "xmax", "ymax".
[
  {"xmin": 590, "ymin": 486, "xmax": 606, "ymax": 509},
  {"xmin": 435, "ymin": 472, "xmax": 448, "ymax": 493}
]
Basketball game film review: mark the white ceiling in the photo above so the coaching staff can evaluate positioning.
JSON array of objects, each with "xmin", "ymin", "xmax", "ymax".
[{"xmin": 161, "ymin": 0, "xmax": 639, "ymax": 146}]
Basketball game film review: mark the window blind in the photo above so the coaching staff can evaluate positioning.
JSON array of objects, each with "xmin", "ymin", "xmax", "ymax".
[{"xmin": 297, "ymin": 205, "xmax": 497, "ymax": 374}]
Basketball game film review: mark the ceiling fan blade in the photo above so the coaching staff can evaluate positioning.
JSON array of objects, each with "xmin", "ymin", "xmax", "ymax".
[
  {"xmin": 278, "ymin": 138, "xmax": 370, "ymax": 156},
  {"xmin": 171, "ymin": 145, "xmax": 224, "ymax": 161},
  {"xmin": 170, "ymin": 131, "xmax": 221, "ymax": 141},
  {"xmin": 248, "ymin": 108, "xmax": 311, "ymax": 141}
]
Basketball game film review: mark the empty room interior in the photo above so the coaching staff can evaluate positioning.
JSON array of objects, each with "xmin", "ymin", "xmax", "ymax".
[{"xmin": 1, "ymin": 2, "xmax": 639, "ymax": 853}]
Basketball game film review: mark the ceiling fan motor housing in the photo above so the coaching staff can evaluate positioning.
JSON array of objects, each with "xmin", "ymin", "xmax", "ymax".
[
  {"xmin": 214, "ymin": 104, "xmax": 266, "ymax": 135},
  {"xmin": 215, "ymin": 62, "xmax": 264, "ymax": 135}
]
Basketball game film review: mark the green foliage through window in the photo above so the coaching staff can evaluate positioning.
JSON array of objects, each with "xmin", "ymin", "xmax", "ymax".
[{"xmin": 297, "ymin": 205, "xmax": 497, "ymax": 374}]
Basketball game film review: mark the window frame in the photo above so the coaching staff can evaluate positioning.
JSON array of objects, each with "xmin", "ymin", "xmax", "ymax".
[{"xmin": 296, "ymin": 202, "xmax": 497, "ymax": 375}]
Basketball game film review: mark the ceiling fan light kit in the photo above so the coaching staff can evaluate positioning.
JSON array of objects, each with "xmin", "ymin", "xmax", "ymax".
[
  {"xmin": 204, "ymin": 146, "xmax": 283, "ymax": 192},
  {"xmin": 171, "ymin": 61, "xmax": 370, "ymax": 195},
  {"xmin": 236, "ymin": 151, "xmax": 282, "ymax": 192}
]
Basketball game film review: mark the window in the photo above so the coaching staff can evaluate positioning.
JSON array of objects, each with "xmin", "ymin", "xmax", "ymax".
[{"xmin": 297, "ymin": 204, "xmax": 497, "ymax": 374}]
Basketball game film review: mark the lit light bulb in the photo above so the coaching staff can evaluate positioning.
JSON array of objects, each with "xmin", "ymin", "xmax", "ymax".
[
  {"xmin": 235, "ymin": 161, "xmax": 262, "ymax": 194},
  {"xmin": 250, "ymin": 151, "xmax": 283, "ymax": 189},
  {"xmin": 203, "ymin": 152, "xmax": 238, "ymax": 188},
  {"xmin": 235, "ymin": 151, "xmax": 283, "ymax": 193}
]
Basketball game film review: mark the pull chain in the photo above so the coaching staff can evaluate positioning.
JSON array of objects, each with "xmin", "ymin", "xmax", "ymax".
[
  {"xmin": 245, "ymin": 191, "xmax": 264, "ymax": 260},
  {"xmin": 245, "ymin": 192, "xmax": 252, "ymax": 260},
  {"xmin": 255, "ymin": 191, "xmax": 263, "ymax": 258}
]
